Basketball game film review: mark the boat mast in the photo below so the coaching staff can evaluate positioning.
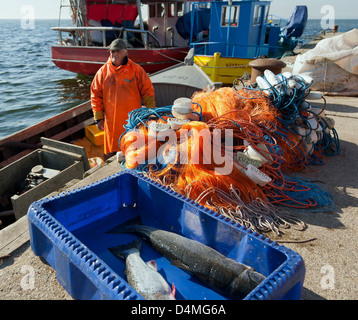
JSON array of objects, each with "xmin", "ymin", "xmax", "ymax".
[{"xmin": 136, "ymin": 0, "xmax": 148, "ymax": 48}]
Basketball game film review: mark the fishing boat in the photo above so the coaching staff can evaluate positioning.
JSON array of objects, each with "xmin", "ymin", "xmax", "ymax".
[
  {"xmin": 189, "ymin": 1, "xmax": 307, "ymax": 84},
  {"xmin": 0, "ymin": 101, "xmax": 94, "ymax": 170},
  {"xmin": 51, "ymin": 0, "xmax": 194, "ymax": 75}
]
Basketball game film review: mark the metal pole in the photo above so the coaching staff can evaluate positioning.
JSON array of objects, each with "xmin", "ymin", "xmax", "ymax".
[
  {"xmin": 227, "ymin": 2, "xmax": 232, "ymax": 56},
  {"xmin": 136, "ymin": 0, "xmax": 148, "ymax": 48}
]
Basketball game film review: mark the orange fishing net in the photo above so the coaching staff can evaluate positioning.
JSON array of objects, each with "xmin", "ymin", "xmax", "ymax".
[
  {"xmin": 118, "ymin": 87, "xmax": 318, "ymax": 234},
  {"xmin": 148, "ymin": 121, "xmax": 267, "ymax": 206},
  {"xmin": 192, "ymin": 87, "xmax": 278, "ymax": 129}
]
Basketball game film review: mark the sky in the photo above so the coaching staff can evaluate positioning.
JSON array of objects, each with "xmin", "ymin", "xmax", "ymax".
[{"xmin": 0, "ymin": 0, "xmax": 357, "ymax": 20}]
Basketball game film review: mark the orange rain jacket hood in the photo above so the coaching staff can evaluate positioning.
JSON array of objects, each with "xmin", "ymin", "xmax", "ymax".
[{"xmin": 91, "ymin": 57, "xmax": 155, "ymax": 154}]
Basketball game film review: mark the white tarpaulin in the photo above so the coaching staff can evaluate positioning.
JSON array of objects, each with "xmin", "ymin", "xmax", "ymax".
[{"xmin": 293, "ymin": 29, "xmax": 358, "ymax": 95}]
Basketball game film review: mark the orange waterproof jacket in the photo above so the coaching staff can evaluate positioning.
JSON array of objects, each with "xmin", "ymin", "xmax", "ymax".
[{"xmin": 91, "ymin": 58, "xmax": 155, "ymax": 154}]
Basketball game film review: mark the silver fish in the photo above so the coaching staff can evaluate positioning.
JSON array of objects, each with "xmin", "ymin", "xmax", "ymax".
[
  {"xmin": 108, "ymin": 217, "xmax": 266, "ymax": 299},
  {"xmin": 109, "ymin": 239, "xmax": 176, "ymax": 300}
]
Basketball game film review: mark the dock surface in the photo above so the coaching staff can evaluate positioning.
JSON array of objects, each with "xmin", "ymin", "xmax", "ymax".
[{"xmin": 1, "ymin": 33, "xmax": 358, "ymax": 300}]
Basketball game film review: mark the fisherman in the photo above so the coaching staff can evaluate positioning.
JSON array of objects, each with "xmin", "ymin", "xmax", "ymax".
[{"xmin": 91, "ymin": 39, "xmax": 156, "ymax": 160}]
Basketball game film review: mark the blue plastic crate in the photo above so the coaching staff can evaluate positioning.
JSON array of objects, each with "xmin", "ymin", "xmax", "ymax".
[{"xmin": 27, "ymin": 169, "xmax": 305, "ymax": 300}]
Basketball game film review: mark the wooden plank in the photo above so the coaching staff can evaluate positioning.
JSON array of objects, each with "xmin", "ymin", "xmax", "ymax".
[
  {"xmin": 11, "ymin": 161, "xmax": 85, "ymax": 220},
  {"xmin": 0, "ymin": 149, "xmax": 34, "ymax": 169},
  {"xmin": 41, "ymin": 136, "xmax": 91, "ymax": 171},
  {"xmin": 0, "ymin": 215, "xmax": 29, "ymax": 259},
  {"xmin": 49, "ymin": 118, "xmax": 93, "ymax": 141}
]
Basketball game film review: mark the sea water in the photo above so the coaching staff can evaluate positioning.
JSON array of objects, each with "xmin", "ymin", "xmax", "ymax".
[
  {"xmin": 0, "ymin": 19, "xmax": 92, "ymax": 140},
  {"xmin": 0, "ymin": 19, "xmax": 357, "ymax": 140}
]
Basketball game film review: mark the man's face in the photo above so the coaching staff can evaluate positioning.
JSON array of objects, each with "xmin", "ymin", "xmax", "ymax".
[{"xmin": 110, "ymin": 48, "xmax": 128, "ymax": 66}]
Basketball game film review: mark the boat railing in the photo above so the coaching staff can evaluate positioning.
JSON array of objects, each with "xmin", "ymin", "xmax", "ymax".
[
  {"xmin": 51, "ymin": 26, "xmax": 161, "ymax": 49},
  {"xmin": 191, "ymin": 41, "xmax": 284, "ymax": 59},
  {"xmin": 267, "ymin": 14, "xmax": 289, "ymax": 29}
]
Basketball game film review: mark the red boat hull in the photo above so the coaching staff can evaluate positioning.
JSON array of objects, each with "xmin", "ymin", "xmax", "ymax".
[{"xmin": 51, "ymin": 46, "xmax": 189, "ymax": 75}]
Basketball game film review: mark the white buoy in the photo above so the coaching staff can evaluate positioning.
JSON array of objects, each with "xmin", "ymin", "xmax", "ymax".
[
  {"xmin": 244, "ymin": 145, "xmax": 264, "ymax": 162},
  {"xmin": 288, "ymin": 79, "xmax": 297, "ymax": 89},
  {"xmin": 264, "ymin": 69, "xmax": 279, "ymax": 87},
  {"xmin": 306, "ymin": 91, "xmax": 323, "ymax": 100},
  {"xmin": 148, "ymin": 122, "xmax": 172, "ymax": 141},
  {"xmin": 256, "ymin": 76, "xmax": 271, "ymax": 94},
  {"xmin": 167, "ymin": 117, "xmax": 190, "ymax": 129},
  {"xmin": 236, "ymin": 151, "xmax": 263, "ymax": 168},
  {"xmin": 116, "ymin": 151, "xmax": 125, "ymax": 163},
  {"xmin": 307, "ymin": 117, "xmax": 319, "ymax": 130},
  {"xmin": 295, "ymin": 125, "xmax": 308, "ymax": 138},
  {"xmin": 298, "ymin": 74, "xmax": 313, "ymax": 85},
  {"xmin": 244, "ymin": 164, "xmax": 272, "ymax": 186},
  {"xmin": 299, "ymin": 101, "xmax": 311, "ymax": 110},
  {"xmin": 310, "ymin": 106, "xmax": 324, "ymax": 116},
  {"xmin": 244, "ymin": 143, "xmax": 272, "ymax": 165},
  {"xmin": 171, "ymin": 98, "xmax": 193, "ymax": 119},
  {"xmin": 282, "ymin": 71, "xmax": 293, "ymax": 79},
  {"xmin": 323, "ymin": 116, "xmax": 335, "ymax": 129},
  {"xmin": 306, "ymin": 130, "xmax": 318, "ymax": 144}
]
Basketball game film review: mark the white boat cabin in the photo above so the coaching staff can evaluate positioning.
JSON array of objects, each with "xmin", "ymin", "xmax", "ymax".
[{"xmin": 144, "ymin": 1, "xmax": 191, "ymax": 47}]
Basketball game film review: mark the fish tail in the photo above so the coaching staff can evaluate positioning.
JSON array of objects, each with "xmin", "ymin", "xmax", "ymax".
[
  {"xmin": 109, "ymin": 239, "xmax": 142, "ymax": 260},
  {"xmin": 106, "ymin": 216, "xmax": 143, "ymax": 234},
  {"xmin": 171, "ymin": 283, "xmax": 176, "ymax": 299}
]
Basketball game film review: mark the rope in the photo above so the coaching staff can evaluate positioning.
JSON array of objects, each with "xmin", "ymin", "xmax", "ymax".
[
  {"xmin": 141, "ymin": 171, "xmax": 306, "ymax": 236},
  {"xmin": 275, "ymin": 237, "xmax": 317, "ymax": 244},
  {"xmin": 153, "ymin": 49, "xmax": 189, "ymax": 64}
]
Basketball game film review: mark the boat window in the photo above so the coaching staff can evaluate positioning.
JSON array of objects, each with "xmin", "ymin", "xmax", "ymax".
[
  {"xmin": 221, "ymin": 5, "xmax": 240, "ymax": 27},
  {"xmin": 157, "ymin": 3, "xmax": 165, "ymax": 18},
  {"xmin": 149, "ymin": 4, "xmax": 156, "ymax": 18},
  {"xmin": 265, "ymin": 4, "xmax": 270, "ymax": 23},
  {"xmin": 177, "ymin": 2, "xmax": 184, "ymax": 17},
  {"xmin": 146, "ymin": 2, "xmax": 186, "ymax": 19},
  {"xmin": 253, "ymin": 5, "xmax": 263, "ymax": 25},
  {"xmin": 167, "ymin": 3, "xmax": 175, "ymax": 17}
]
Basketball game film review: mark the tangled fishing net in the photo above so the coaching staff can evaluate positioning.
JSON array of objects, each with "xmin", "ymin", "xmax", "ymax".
[{"xmin": 118, "ymin": 72, "xmax": 339, "ymax": 235}]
